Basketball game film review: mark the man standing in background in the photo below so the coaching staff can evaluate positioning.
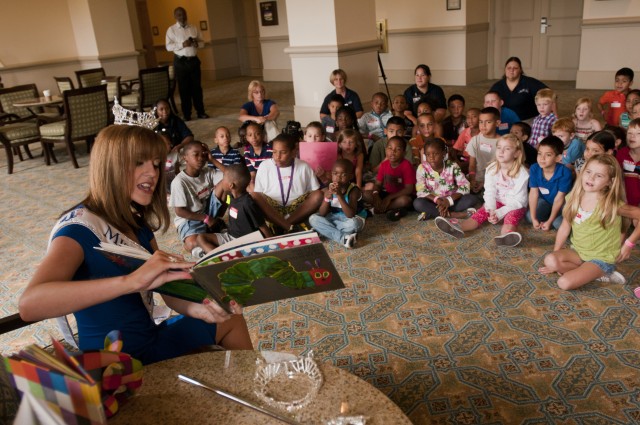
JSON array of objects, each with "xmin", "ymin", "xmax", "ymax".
[{"xmin": 166, "ymin": 6, "xmax": 209, "ymax": 121}]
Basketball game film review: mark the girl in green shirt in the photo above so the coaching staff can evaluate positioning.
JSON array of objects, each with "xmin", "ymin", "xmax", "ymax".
[{"xmin": 540, "ymin": 154, "xmax": 640, "ymax": 290}]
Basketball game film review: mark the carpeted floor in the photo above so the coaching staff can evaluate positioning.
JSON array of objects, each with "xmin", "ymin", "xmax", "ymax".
[{"xmin": 1, "ymin": 77, "xmax": 639, "ymax": 424}]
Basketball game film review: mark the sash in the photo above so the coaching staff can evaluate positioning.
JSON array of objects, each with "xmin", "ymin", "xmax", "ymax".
[{"xmin": 48, "ymin": 206, "xmax": 170, "ymax": 348}]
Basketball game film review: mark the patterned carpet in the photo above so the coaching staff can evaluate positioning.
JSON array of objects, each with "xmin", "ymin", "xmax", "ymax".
[{"xmin": 2, "ymin": 77, "xmax": 639, "ymax": 424}]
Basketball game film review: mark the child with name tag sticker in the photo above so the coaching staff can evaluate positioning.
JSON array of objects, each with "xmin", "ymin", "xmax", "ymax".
[
  {"xmin": 617, "ymin": 119, "xmax": 640, "ymax": 207},
  {"xmin": 526, "ymin": 136, "xmax": 573, "ymax": 231}
]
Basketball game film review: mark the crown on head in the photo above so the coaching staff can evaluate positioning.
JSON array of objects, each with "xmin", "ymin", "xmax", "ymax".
[{"xmin": 112, "ymin": 98, "xmax": 159, "ymax": 130}]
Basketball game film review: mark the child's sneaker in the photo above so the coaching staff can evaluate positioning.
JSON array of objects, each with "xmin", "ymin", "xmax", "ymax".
[
  {"xmin": 494, "ymin": 232, "xmax": 522, "ymax": 247},
  {"xmin": 343, "ymin": 233, "xmax": 357, "ymax": 249},
  {"xmin": 435, "ymin": 216, "xmax": 464, "ymax": 239},
  {"xmin": 386, "ymin": 208, "xmax": 407, "ymax": 222},
  {"xmin": 191, "ymin": 247, "xmax": 205, "ymax": 259},
  {"xmin": 596, "ymin": 271, "xmax": 626, "ymax": 285}
]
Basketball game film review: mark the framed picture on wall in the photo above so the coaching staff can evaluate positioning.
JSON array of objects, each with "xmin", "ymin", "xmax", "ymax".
[
  {"xmin": 260, "ymin": 1, "xmax": 278, "ymax": 26},
  {"xmin": 446, "ymin": 0, "xmax": 461, "ymax": 10}
]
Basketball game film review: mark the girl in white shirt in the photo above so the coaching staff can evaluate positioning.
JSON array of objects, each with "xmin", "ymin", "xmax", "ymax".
[{"xmin": 435, "ymin": 133, "xmax": 529, "ymax": 247}]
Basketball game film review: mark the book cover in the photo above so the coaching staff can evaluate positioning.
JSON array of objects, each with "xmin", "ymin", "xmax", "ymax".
[
  {"xmin": 192, "ymin": 242, "xmax": 344, "ymax": 308},
  {"xmin": 96, "ymin": 231, "xmax": 344, "ymax": 311}
]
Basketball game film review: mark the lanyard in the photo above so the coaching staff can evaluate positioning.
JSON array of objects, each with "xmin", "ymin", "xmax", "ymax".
[{"xmin": 276, "ymin": 161, "xmax": 295, "ymax": 206}]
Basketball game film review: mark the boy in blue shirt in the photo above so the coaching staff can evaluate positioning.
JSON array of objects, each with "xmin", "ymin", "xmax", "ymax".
[
  {"xmin": 526, "ymin": 136, "xmax": 573, "ymax": 231},
  {"xmin": 551, "ymin": 118, "xmax": 585, "ymax": 168}
]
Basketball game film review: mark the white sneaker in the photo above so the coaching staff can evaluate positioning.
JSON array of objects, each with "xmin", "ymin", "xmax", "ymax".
[
  {"xmin": 434, "ymin": 216, "xmax": 464, "ymax": 239},
  {"xmin": 494, "ymin": 232, "xmax": 522, "ymax": 247},
  {"xmin": 191, "ymin": 247, "xmax": 205, "ymax": 259},
  {"xmin": 596, "ymin": 271, "xmax": 626, "ymax": 285},
  {"xmin": 343, "ymin": 233, "xmax": 357, "ymax": 249}
]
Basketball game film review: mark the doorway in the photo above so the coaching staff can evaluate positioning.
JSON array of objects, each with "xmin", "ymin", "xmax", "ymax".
[{"xmin": 492, "ymin": 0, "xmax": 583, "ymax": 81}]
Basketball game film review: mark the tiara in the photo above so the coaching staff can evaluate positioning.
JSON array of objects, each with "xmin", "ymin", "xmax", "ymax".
[{"xmin": 112, "ymin": 98, "xmax": 159, "ymax": 130}]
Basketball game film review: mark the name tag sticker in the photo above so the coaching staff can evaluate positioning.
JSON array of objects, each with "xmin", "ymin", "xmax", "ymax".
[
  {"xmin": 326, "ymin": 126, "xmax": 335, "ymax": 133},
  {"xmin": 611, "ymin": 101, "xmax": 622, "ymax": 108},
  {"xmin": 230, "ymin": 207, "xmax": 238, "ymax": 219},
  {"xmin": 479, "ymin": 143, "xmax": 492, "ymax": 153},
  {"xmin": 623, "ymin": 159, "xmax": 636, "ymax": 172},
  {"xmin": 539, "ymin": 187, "xmax": 550, "ymax": 195}
]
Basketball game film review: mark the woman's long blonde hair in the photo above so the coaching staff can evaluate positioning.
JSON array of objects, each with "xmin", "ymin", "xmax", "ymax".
[
  {"xmin": 78, "ymin": 125, "xmax": 170, "ymax": 234},
  {"xmin": 563, "ymin": 154, "xmax": 626, "ymax": 228},
  {"xmin": 488, "ymin": 133, "xmax": 525, "ymax": 178}
]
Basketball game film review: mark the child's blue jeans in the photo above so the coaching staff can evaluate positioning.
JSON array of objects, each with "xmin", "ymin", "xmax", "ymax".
[
  {"xmin": 525, "ymin": 198, "xmax": 564, "ymax": 230},
  {"xmin": 309, "ymin": 213, "xmax": 365, "ymax": 244}
]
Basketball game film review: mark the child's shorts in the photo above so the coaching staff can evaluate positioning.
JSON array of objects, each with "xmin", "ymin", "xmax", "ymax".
[
  {"xmin": 587, "ymin": 259, "xmax": 615, "ymax": 275},
  {"xmin": 264, "ymin": 193, "xmax": 310, "ymax": 217},
  {"xmin": 178, "ymin": 219, "xmax": 207, "ymax": 241}
]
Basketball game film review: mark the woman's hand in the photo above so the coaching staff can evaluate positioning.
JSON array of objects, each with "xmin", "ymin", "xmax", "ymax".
[{"xmin": 125, "ymin": 251, "xmax": 194, "ymax": 293}]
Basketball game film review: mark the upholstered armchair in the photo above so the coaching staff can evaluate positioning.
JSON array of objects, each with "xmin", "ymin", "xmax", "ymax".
[
  {"xmin": 120, "ymin": 66, "xmax": 170, "ymax": 111},
  {"xmin": 40, "ymin": 85, "xmax": 109, "ymax": 168},
  {"xmin": 0, "ymin": 84, "xmax": 49, "ymax": 174},
  {"xmin": 75, "ymin": 67, "xmax": 106, "ymax": 88}
]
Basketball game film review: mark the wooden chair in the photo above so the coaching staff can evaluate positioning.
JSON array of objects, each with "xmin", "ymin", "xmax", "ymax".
[
  {"xmin": 121, "ymin": 66, "xmax": 170, "ymax": 111},
  {"xmin": 74, "ymin": 67, "xmax": 106, "ymax": 88},
  {"xmin": 40, "ymin": 85, "xmax": 109, "ymax": 168},
  {"xmin": 0, "ymin": 84, "xmax": 47, "ymax": 174},
  {"xmin": 54, "ymin": 76, "xmax": 75, "ymax": 94}
]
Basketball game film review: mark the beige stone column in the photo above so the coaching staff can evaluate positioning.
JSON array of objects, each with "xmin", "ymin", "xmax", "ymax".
[{"xmin": 284, "ymin": 0, "xmax": 380, "ymax": 126}]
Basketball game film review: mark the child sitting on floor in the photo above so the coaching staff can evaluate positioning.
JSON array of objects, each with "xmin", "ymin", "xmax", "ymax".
[
  {"xmin": 364, "ymin": 136, "xmax": 416, "ymax": 221},
  {"xmin": 219, "ymin": 164, "xmax": 272, "ymax": 239},
  {"xmin": 441, "ymin": 94, "xmax": 466, "ymax": 147},
  {"xmin": 409, "ymin": 113, "xmax": 436, "ymax": 166},
  {"xmin": 540, "ymin": 154, "xmax": 640, "ymax": 289},
  {"xmin": 251, "ymin": 134, "xmax": 323, "ymax": 233},
  {"xmin": 530, "ymin": 88, "xmax": 557, "ymax": 148},
  {"xmin": 414, "ymin": 137, "xmax": 477, "ymax": 221},
  {"xmin": 337, "ymin": 129, "xmax": 365, "ymax": 188},
  {"xmin": 391, "ymin": 94, "xmax": 414, "ymax": 139},
  {"xmin": 309, "ymin": 159, "xmax": 367, "ymax": 249},
  {"xmin": 243, "ymin": 122, "xmax": 272, "ymax": 191},
  {"xmin": 436, "ymin": 133, "xmax": 529, "ymax": 247},
  {"xmin": 552, "ymin": 117, "xmax": 585, "ymax": 168},
  {"xmin": 573, "ymin": 97, "xmax": 602, "ymax": 142},
  {"xmin": 510, "ymin": 121, "xmax": 537, "ymax": 167},
  {"xmin": 466, "ymin": 107, "xmax": 501, "ymax": 194},
  {"xmin": 574, "ymin": 130, "xmax": 616, "ymax": 173},
  {"xmin": 526, "ymin": 136, "xmax": 573, "ymax": 231},
  {"xmin": 598, "ymin": 67, "xmax": 634, "ymax": 127},
  {"xmin": 304, "ymin": 121, "xmax": 326, "ymax": 143},
  {"xmin": 169, "ymin": 140, "xmax": 227, "ymax": 258},
  {"xmin": 452, "ymin": 107, "xmax": 480, "ymax": 173},
  {"xmin": 208, "ymin": 126, "xmax": 243, "ymax": 185},
  {"xmin": 322, "ymin": 94, "xmax": 344, "ymax": 141},
  {"xmin": 154, "ymin": 98, "xmax": 194, "ymax": 153},
  {"xmin": 618, "ymin": 118, "xmax": 640, "ymax": 208},
  {"xmin": 359, "ymin": 92, "xmax": 392, "ymax": 150}
]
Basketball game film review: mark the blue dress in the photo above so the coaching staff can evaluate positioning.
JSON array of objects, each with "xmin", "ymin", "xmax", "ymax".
[{"xmin": 53, "ymin": 219, "xmax": 218, "ymax": 364}]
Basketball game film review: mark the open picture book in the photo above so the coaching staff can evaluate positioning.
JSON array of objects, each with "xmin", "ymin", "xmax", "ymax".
[{"xmin": 95, "ymin": 230, "xmax": 345, "ymax": 313}]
